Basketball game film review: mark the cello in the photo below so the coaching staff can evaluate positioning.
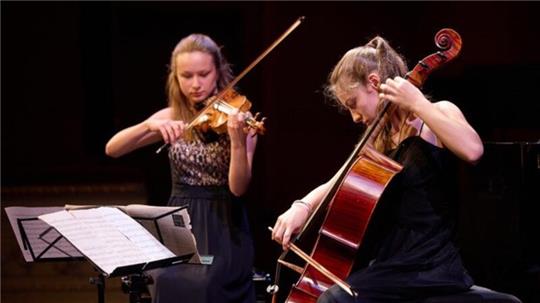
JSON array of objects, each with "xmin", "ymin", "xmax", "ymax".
[{"xmin": 269, "ymin": 28, "xmax": 463, "ymax": 302}]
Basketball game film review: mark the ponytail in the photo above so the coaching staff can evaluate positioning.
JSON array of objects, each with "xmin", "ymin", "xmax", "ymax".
[{"xmin": 365, "ymin": 36, "xmax": 407, "ymax": 82}]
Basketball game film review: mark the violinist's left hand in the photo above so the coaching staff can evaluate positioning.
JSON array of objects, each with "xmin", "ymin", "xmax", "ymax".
[
  {"xmin": 227, "ymin": 108, "xmax": 252, "ymax": 147},
  {"xmin": 379, "ymin": 76, "xmax": 429, "ymax": 112},
  {"xmin": 227, "ymin": 108, "xmax": 258, "ymax": 197}
]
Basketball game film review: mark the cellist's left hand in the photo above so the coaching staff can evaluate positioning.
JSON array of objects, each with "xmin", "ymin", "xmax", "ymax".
[{"xmin": 379, "ymin": 76, "xmax": 429, "ymax": 112}]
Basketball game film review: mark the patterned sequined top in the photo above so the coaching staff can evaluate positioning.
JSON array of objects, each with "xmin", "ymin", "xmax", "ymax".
[{"xmin": 168, "ymin": 134, "xmax": 231, "ymax": 186}]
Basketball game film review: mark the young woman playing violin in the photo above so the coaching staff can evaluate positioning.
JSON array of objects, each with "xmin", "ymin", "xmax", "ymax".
[
  {"xmin": 271, "ymin": 35, "xmax": 483, "ymax": 302},
  {"xmin": 106, "ymin": 34, "xmax": 257, "ymax": 303}
]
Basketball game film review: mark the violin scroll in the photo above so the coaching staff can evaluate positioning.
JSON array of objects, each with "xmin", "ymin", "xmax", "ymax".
[
  {"xmin": 405, "ymin": 28, "xmax": 462, "ymax": 88},
  {"xmin": 245, "ymin": 112, "xmax": 267, "ymax": 135}
]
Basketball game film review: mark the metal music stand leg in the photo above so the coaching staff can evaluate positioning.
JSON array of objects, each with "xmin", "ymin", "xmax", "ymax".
[
  {"xmin": 89, "ymin": 273, "xmax": 106, "ymax": 303},
  {"xmin": 121, "ymin": 273, "xmax": 153, "ymax": 303}
]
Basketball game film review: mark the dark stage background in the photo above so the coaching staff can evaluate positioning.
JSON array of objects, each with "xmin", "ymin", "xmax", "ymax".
[{"xmin": 2, "ymin": 2, "xmax": 539, "ymax": 303}]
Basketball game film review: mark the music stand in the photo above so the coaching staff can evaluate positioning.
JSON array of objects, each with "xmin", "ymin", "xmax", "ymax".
[
  {"xmin": 5, "ymin": 206, "xmax": 196, "ymax": 303},
  {"xmin": 119, "ymin": 204, "xmax": 201, "ymax": 264},
  {"xmin": 113, "ymin": 204, "xmax": 202, "ymax": 303},
  {"xmin": 5, "ymin": 207, "xmax": 92, "ymax": 300},
  {"xmin": 5, "ymin": 206, "xmax": 84, "ymax": 262}
]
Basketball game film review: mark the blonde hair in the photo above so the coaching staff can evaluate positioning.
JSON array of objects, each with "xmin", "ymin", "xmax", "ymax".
[
  {"xmin": 326, "ymin": 36, "xmax": 416, "ymax": 153},
  {"xmin": 166, "ymin": 34, "xmax": 233, "ymax": 131}
]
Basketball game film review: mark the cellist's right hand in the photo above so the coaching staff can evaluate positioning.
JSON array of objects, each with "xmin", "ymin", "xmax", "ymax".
[
  {"xmin": 146, "ymin": 118, "xmax": 186, "ymax": 144},
  {"xmin": 271, "ymin": 203, "xmax": 311, "ymax": 250}
]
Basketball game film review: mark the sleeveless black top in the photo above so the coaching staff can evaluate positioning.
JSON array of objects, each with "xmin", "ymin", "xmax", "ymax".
[{"xmin": 347, "ymin": 136, "xmax": 473, "ymax": 301}]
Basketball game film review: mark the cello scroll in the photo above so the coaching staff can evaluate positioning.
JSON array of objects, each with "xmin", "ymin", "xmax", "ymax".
[{"xmin": 405, "ymin": 28, "xmax": 462, "ymax": 87}]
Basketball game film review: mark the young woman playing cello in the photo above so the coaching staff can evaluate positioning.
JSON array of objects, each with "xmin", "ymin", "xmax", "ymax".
[{"xmin": 271, "ymin": 35, "xmax": 483, "ymax": 302}]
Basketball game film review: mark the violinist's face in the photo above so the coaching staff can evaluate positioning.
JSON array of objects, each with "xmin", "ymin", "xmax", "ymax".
[
  {"xmin": 336, "ymin": 79, "xmax": 379, "ymax": 125},
  {"xmin": 175, "ymin": 51, "xmax": 218, "ymax": 106}
]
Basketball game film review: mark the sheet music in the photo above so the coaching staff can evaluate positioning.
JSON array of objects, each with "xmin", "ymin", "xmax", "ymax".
[
  {"xmin": 4, "ymin": 207, "xmax": 83, "ymax": 262},
  {"xmin": 102, "ymin": 207, "xmax": 175, "ymax": 261},
  {"xmin": 39, "ymin": 207, "xmax": 174, "ymax": 275},
  {"xmin": 122, "ymin": 204, "xmax": 200, "ymax": 263}
]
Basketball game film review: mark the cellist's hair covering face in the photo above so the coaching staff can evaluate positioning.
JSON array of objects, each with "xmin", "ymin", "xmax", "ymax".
[
  {"xmin": 166, "ymin": 34, "xmax": 234, "ymax": 124},
  {"xmin": 325, "ymin": 36, "xmax": 411, "ymax": 153}
]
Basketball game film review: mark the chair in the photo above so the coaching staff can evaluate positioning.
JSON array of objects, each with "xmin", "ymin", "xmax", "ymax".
[{"xmin": 422, "ymin": 285, "xmax": 522, "ymax": 303}]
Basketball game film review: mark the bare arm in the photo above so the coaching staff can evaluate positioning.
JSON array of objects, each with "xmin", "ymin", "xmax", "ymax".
[
  {"xmin": 298, "ymin": 181, "xmax": 331, "ymax": 210},
  {"xmin": 380, "ymin": 77, "xmax": 483, "ymax": 164},
  {"xmin": 415, "ymin": 100, "xmax": 483, "ymax": 163},
  {"xmin": 271, "ymin": 180, "xmax": 332, "ymax": 250},
  {"xmin": 105, "ymin": 108, "xmax": 185, "ymax": 158},
  {"xmin": 227, "ymin": 110, "xmax": 258, "ymax": 196}
]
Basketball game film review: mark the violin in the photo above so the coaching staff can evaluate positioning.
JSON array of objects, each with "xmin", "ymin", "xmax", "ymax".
[{"xmin": 188, "ymin": 89, "xmax": 266, "ymax": 135}]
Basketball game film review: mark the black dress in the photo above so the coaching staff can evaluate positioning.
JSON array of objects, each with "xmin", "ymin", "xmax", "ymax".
[
  {"xmin": 148, "ymin": 133, "xmax": 255, "ymax": 303},
  {"xmin": 318, "ymin": 136, "xmax": 473, "ymax": 303}
]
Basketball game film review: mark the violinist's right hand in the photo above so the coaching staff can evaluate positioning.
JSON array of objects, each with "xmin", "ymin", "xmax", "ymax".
[
  {"xmin": 271, "ymin": 202, "xmax": 311, "ymax": 251},
  {"xmin": 146, "ymin": 118, "xmax": 186, "ymax": 144}
]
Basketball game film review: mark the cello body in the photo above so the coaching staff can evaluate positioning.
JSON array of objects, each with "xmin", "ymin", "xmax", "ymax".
[{"xmin": 286, "ymin": 151, "xmax": 402, "ymax": 302}]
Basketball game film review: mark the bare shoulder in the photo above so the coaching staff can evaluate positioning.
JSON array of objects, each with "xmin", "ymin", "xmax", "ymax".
[
  {"xmin": 433, "ymin": 100, "xmax": 459, "ymax": 111},
  {"xmin": 433, "ymin": 100, "xmax": 465, "ymax": 118}
]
